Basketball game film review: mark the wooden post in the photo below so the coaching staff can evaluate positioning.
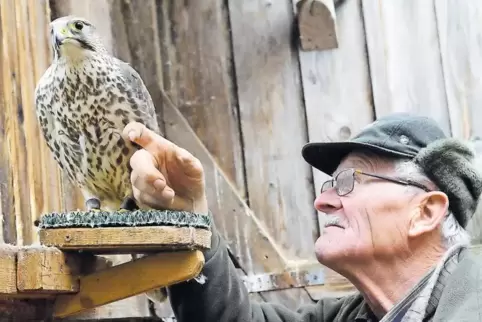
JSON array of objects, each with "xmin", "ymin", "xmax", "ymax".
[
  {"xmin": 16, "ymin": 247, "xmax": 80, "ymax": 293},
  {"xmin": 0, "ymin": 246, "xmax": 18, "ymax": 295}
]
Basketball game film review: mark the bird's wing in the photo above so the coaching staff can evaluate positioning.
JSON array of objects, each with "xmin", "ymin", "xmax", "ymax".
[
  {"xmin": 117, "ymin": 59, "xmax": 161, "ymax": 134},
  {"xmin": 34, "ymin": 68, "xmax": 59, "ymax": 154},
  {"xmin": 34, "ymin": 68, "xmax": 83, "ymax": 183}
]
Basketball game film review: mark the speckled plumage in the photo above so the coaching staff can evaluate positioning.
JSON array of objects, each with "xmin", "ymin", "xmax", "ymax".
[{"xmin": 35, "ymin": 16, "xmax": 160, "ymax": 211}]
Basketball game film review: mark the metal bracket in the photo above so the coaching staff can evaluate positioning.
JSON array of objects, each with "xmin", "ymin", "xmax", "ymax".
[{"xmin": 240, "ymin": 268, "xmax": 326, "ymax": 293}]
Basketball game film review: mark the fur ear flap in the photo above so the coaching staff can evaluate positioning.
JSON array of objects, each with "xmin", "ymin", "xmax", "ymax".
[{"xmin": 413, "ymin": 138, "xmax": 482, "ymax": 228}]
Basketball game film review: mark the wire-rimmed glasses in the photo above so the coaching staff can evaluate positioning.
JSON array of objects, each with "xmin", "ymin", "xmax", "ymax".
[{"xmin": 321, "ymin": 168, "xmax": 432, "ymax": 196}]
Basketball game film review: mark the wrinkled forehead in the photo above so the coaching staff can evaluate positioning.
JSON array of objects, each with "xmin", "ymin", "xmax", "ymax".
[{"xmin": 333, "ymin": 150, "xmax": 396, "ymax": 177}]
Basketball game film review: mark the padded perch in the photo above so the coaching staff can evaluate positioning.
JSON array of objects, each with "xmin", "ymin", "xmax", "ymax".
[{"xmin": 37, "ymin": 209, "xmax": 212, "ymax": 254}]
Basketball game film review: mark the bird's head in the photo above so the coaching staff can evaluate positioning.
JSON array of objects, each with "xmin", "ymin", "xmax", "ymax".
[{"xmin": 50, "ymin": 16, "xmax": 107, "ymax": 61}]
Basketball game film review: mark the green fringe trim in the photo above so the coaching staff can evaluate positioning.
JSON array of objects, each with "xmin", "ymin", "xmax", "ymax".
[{"xmin": 38, "ymin": 209, "xmax": 212, "ymax": 230}]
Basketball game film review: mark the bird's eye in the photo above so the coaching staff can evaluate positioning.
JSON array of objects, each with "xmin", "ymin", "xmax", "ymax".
[{"xmin": 73, "ymin": 21, "xmax": 83, "ymax": 30}]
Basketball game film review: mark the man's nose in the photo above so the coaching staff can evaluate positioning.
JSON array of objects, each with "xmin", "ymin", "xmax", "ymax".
[{"xmin": 314, "ymin": 188, "xmax": 342, "ymax": 213}]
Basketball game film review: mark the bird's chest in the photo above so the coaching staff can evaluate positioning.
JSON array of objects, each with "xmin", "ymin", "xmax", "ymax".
[{"xmin": 49, "ymin": 65, "xmax": 132, "ymax": 147}]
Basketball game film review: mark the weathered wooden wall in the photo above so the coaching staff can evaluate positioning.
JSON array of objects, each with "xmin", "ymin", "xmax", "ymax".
[
  {"xmin": 0, "ymin": 0, "xmax": 481, "ymax": 320},
  {"xmin": 0, "ymin": 0, "xmax": 84, "ymax": 248}
]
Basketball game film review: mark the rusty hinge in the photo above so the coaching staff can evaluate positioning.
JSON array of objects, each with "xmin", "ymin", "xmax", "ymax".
[{"xmin": 240, "ymin": 268, "xmax": 325, "ymax": 293}]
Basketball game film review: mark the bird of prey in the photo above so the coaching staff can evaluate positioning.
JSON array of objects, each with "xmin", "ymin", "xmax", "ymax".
[
  {"xmin": 35, "ymin": 15, "xmax": 159, "ymax": 213},
  {"xmin": 34, "ymin": 15, "xmax": 167, "ymax": 302}
]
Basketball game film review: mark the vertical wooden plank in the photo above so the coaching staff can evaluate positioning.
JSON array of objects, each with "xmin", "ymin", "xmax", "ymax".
[
  {"xmin": 362, "ymin": 0, "xmax": 450, "ymax": 133},
  {"xmin": 14, "ymin": 0, "xmax": 57, "ymax": 244},
  {"xmin": 109, "ymin": 0, "xmax": 165, "ymax": 135},
  {"xmin": 292, "ymin": 0, "xmax": 373, "ymax": 297},
  {"xmin": 14, "ymin": 0, "xmax": 37, "ymax": 243},
  {"xmin": 0, "ymin": 0, "xmax": 31, "ymax": 245},
  {"xmin": 294, "ymin": 0, "xmax": 374, "ymax": 218},
  {"xmin": 225, "ymin": 0, "xmax": 318, "ymax": 308},
  {"xmin": 158, "ymin": 1, "xmax": 287, "ymax": 274},
  {"xmin": 434, "ymin": 0, "xmax": 482, "ymax": 241},
  {"xmin": 0, "ymin": 1, "xmax": 15, "ymax": 244},
  {"xmin": 227, "ymin": 0, "xmax": 318, "ymax": 262},
  {"xmin": 155, "ymin": 0, "xmax": 247, "ymax": 200},
  {"xmin": 434, "ymin": 0, "xmax": 482, "ymax": 140}
]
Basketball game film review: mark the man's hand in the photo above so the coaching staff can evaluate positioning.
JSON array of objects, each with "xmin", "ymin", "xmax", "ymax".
[{"xmin": 122, "ymin": 122, "xmax": 208, "ymax": 214}]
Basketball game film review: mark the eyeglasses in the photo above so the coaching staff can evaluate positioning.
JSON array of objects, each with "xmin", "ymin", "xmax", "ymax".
[{"xmin": 321, "ymin": 168, "xmax": 432, "ymax": 196}]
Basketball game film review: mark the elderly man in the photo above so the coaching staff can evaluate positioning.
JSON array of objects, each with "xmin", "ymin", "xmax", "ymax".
[{"xmin": 124, "ymin": 113, "xmax": 482, "ymax": 321}]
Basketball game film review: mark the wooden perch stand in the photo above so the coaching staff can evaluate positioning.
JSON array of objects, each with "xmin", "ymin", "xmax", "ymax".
[
  {"xmin": 39, "ymin": 225, "xmax": 212, "ymax": 254},
  {"xmin": 0, "ymin": 223, "xmax": 210, "ymax": 319},
  {"xmin": 53, "ymin": 250, "xmax": 205, "ymax": 318}
]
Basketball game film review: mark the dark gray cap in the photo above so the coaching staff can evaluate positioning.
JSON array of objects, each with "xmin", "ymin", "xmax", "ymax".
[
  {"xmin": 302, "ymin": 113, "xmax": 447, "ymax": 175},
  {"xmin": 302, "ymin": 113, "xmax": 482, "ymax": 228}
]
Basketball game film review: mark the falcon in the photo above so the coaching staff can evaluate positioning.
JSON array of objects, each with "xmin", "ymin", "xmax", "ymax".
[{"xmin": 34, "ymin": 15, "xmax": 160, "ymax": 213}]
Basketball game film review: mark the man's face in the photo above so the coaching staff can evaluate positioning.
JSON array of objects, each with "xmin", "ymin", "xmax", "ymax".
[{"xmin": 313, "ymin": 151, "xmax": 418, "ymax": 272}]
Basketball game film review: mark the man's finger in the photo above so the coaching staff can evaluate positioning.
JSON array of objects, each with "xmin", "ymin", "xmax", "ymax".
[
  {"xmin": 130, "ymin": 149, "xmax": 166, "ymax": 194},
  {"xmin": 133, "ymin": 187, "xmax": 166, "ymax": 210},
  {"xmin": 123, "ymin": 122, "xmax": 173, "ymax": 155},
  {"xmin": 131, "ymin": 169, "xmax": 166, "ymax": 197},
  {"xmin": 133, "ymin": 186, "xmax": 188, "ymax": 212}
]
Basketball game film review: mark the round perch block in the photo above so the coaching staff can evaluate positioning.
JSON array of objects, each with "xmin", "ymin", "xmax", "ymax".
[{"xmin": 36, "ymin": 209, "xmax": 212, "ymax": 254}]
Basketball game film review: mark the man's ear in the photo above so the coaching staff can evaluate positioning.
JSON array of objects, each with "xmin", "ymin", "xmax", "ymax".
[{"xmin": 408, "ymin": 191, "xmax": 449, "ymax": 237}]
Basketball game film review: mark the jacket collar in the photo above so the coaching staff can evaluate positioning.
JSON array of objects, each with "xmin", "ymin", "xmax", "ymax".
[{"xmin": 353, "ymin": 244, "xmax": 467, "ymax": 322}]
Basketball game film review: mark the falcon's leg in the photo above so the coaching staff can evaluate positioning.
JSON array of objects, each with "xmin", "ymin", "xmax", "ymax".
[
  {"xmin": 120, "ymin": 196, "xmax": 139, "ymax": 212},
  {"xmin": 85, "ymin": 197, "xmax": 101, "ymax": 211},
  {"xmin": 81, "ymin": 189, "xmax": 102, "ymax": 212}
]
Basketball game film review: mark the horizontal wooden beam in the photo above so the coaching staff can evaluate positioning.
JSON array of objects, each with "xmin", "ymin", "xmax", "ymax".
[
  {"xmin": 53, "ymin": 250, "xmax": 205, "ymax": 319},
  {"xmin": 38, "ymin": 226, "xmax": 211, "ymax": 254}
]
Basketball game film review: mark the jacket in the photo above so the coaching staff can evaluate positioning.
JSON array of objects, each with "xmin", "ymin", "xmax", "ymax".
[{"xmin": 167, "ymin": 223, "xmax": 482, "ymax": 322}]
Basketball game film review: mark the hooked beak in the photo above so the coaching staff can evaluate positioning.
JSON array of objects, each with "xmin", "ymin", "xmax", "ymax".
[
  {"xmin": 55, "ymin": 35, "xmax": 63, "ymax": 47},
  {"xmin": 53, "ymin": 27, "xmax": 94, "ymax": 52},
  {"xmin": 54, "ymin": 26, "xmax": 74, "ymax": 46}
]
